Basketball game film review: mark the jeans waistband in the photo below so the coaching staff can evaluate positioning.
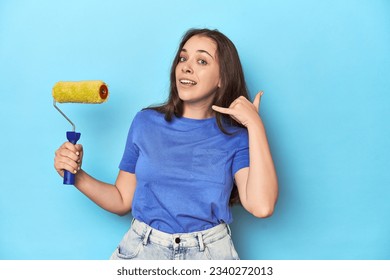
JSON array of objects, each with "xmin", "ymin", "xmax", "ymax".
[{"xmin": 131, "ymin": 219, "xmax": 231, "ymax": 251}]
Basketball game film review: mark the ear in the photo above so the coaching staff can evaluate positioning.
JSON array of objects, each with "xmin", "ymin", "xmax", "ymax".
[{"xmin": 218, "ymin": 78, "xmax": 222, "ymax": 88}]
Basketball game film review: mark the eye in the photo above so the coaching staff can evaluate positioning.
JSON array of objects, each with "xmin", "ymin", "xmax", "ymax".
[
  {"xmin": 179, "ymin": 56, "xmax": 186, "ymax": 62},
  {"xmin": 198, "ymin": 59, "xmax": 207, "ymax": 65}
]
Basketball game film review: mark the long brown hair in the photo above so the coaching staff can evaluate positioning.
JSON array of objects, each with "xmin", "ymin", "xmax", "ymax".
[{"xmin": 149, "ymin": 28, "xmax": 250, "ymax": 205}]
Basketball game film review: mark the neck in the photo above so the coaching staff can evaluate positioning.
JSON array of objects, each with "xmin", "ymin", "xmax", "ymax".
[{"xmin": 182, "ymin": 104, "xmax": 214, "ymax": 119}]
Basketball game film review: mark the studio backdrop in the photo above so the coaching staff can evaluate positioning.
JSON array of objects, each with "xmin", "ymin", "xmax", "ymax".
[{"xmin": 0, "ymin": 0, "xmax": 389, "ymax": 259}]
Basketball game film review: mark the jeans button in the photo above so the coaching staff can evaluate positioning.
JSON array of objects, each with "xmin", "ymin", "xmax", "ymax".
[{"xmin": 175, "ymin": 237, "xmax": 180, "ymax": 244}]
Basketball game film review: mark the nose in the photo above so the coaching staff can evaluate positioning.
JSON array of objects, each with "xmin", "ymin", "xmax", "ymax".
[{"xmin": 181, "ymin": 62, "xmax": 193, "ymax": 74}]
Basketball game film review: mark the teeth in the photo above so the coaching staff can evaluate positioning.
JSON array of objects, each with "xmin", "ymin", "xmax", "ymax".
[{"xmin": 180, "ymin": 79, "xmax": 197, "ymax": 85}]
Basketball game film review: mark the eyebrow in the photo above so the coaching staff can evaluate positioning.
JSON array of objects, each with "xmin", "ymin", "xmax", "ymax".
[{"xmin": 181, "ymin": 48, "xmax": 214, "ymax": 60}]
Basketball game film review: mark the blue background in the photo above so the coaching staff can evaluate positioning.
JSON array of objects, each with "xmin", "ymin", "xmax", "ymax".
[{"xmin": 1, "ymin": 0, "xmax": 389, "ymax": 260}]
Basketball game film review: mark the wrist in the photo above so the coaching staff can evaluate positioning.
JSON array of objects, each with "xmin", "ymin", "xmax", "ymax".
[
  {"xmin": 74, "ymin": 169, "xmax": 86, "ymax": 187},
  {"xmin": 246, "ymin": 116, "xmax": 264, "ymax": 131}
]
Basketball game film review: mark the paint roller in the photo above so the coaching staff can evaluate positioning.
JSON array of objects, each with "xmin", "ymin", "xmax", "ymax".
[{"xmin": 53, "ymin": 80, "xmax": 109, "ymax": 185}]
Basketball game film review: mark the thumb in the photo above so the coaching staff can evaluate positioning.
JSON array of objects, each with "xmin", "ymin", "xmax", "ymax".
[{"xmin": 253, "ymin": 91, "xmax": 263, "ymax": 111}]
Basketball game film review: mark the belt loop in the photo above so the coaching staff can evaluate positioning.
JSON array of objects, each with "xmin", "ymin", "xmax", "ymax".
[
  {"xmin": 226, "ymin": 224, "xmax": 232, "ymax": 236},
  {"xmin": 197, "ymin": 232, "xmax": 205, "ymax": 252},
  {"xmin": 142, "ymin": 226, "xmax": 152, "ymax": 246}
]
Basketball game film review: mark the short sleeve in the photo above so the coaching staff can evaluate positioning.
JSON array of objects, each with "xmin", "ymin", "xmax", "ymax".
[
  {"xmin": 119, "ymin": 113, "xmax": 140, "ymax": 173},
  {"xmin": 232, "ymin": 130, "xmax": 249, "ymax": 175}
]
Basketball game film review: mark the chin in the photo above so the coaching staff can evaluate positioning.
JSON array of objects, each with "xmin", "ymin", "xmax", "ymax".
[
  {"xmin": 177, "ymin": 87, "xmax": 216, "ymax": 104},
  {"xmin": 178, "ymin": 90, "xmax": 195, "ymax": 101}
]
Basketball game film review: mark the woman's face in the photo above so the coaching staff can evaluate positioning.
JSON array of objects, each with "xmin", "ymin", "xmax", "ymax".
[{"xmin": 175, "ymin": 35, "xmax": 221, "ymax": 107}]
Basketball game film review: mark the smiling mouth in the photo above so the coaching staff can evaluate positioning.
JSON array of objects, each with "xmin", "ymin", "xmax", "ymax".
[{"xmin": 179, "ymin": 79, "xmax": 197, "ymax": 85}]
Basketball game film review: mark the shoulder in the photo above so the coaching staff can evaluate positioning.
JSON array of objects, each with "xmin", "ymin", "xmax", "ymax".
[
  {"xmin": 129, "ymin": 109, "xmax": 169, "ymax": 132},
  {"xmin": 128, "ymin": 109, "xmax": 165, "ymax": 137},
  {"xmin": 233, "ymin": 127, "xmax": 249, "ymax": 145},
  {"xmin": 134, "ymin": 108, "xmax": 165, "ymax": 123},
  {"xmin": 223, "ymin": 124, "xmax": 249, "ymax": 147},
  {"xmin": 222, "ymin": 121, "xmax": 248, "ymax": 138}
]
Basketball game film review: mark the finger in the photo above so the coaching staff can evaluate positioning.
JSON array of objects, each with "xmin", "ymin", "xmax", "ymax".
[
  {"xmin": 77, "ymin": 152, "xmax": 83, "ymax": 163},
  {"xmin": 54, "ymin": 156, "xmax": 79, "ymax": 174},
  {"xmin": 77, "ymin": 151, "xmax": 83, "ymax": 164},
  {"xmin": 53, "ymin": 157, "xmax": 65, "ymax": 176},
  {"xmin": 212, "ymin": 105, "xmax": 234, "ymax": 115},
  {"xmin": 54, "ymin": 149, "xmax": 79, "ymax": 168},
  {"xmin": 253, "ymin": 91, "xmax": 263, "ymax": 111},
  {"xmin": 61, "ymin": 142, "xmax": 80, "ymax": 156},
  {"xmin": 56, "ymin": 147, "xmax": 79, "ymax": 162},
  {"xmin": 230, "ymin": 97, "xmax": 243, "ymax": 108},
  {"xmin": 75, "ymin": 144, "xmax": 83, "ymax": 152},
  {"xmin": 62, "ymin": 142, "xmax": 83, "ymax": 159},
  {"xmin": 75, "ymin": 144, "xmax": 83, "ymax": 161}
]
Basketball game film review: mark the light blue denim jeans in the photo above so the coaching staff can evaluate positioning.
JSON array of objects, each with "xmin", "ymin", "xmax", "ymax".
[{"xmin": 110, "ymin": 219, "xmax": 240, "ymax": 260}]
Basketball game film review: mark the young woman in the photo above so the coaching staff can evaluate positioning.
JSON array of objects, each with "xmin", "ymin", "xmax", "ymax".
[{"xmin": 54, "ymin": 28, "xmax": 278, "ymax": 260}]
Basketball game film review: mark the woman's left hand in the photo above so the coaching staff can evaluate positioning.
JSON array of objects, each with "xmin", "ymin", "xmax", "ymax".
[{"xmin": 212, "ymin": 91, "xmax": 263, "ymax": 127}]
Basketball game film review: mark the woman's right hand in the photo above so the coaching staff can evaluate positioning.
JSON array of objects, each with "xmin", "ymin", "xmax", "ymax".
[{"xmin": 54, "ymin": 142, "xmax": 83, "ymax": 178}]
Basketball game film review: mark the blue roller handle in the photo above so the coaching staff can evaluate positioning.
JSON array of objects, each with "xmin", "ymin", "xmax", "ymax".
[{"xmin": 63, "ymin": 131, "xmax": 81, "ymax": 185}]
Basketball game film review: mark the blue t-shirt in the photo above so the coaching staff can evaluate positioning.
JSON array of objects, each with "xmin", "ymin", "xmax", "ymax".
[{"xmin": 119, "ymin": 109, "xmax": 249, "ymax": 234}]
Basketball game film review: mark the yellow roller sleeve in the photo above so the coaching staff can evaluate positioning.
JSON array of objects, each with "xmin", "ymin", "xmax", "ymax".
[{"xmin": 52, "ymin": 81, "xmax": 109, "ymax": 103}]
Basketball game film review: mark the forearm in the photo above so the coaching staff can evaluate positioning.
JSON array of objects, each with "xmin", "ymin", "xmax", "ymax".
[
  {"xmin": 245, "ymin": 118, "xmax": 278, "ymax": 217},
  {"xmin": 74, "ymin": 170, "xmax": 130, "ymax": 215}
]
